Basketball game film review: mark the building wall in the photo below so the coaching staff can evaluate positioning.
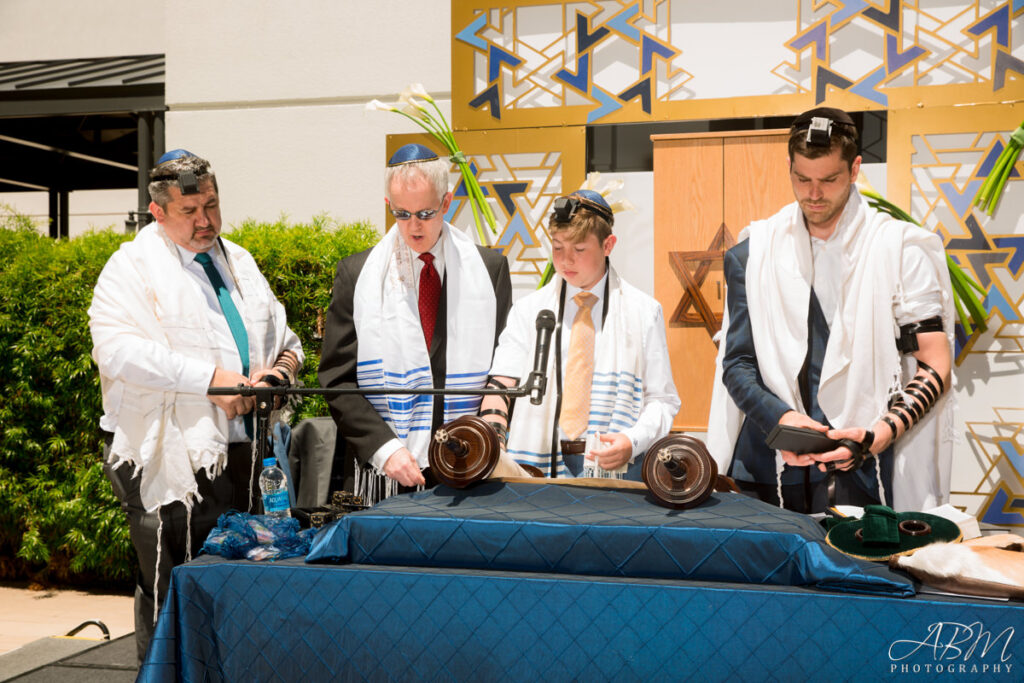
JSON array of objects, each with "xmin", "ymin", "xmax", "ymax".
[
  {"xmin": 0, "ymin": 0, "xmax": 163, "ymax": 61},
  {"xmin": 163, "ymin": 0, "xmax": 452, "ymax": 231}
]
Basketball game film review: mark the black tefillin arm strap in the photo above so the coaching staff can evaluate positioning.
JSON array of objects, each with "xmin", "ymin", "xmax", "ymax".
[
  {"xmin": 885, "ymin": 316, "xmax": 947, "ymax": 442},
  {"xmin": 896, "ymin": 316, "xmax": 945, "ymax": 353},
  {"xmin": 479, "ymin": 377, "xmax": 512, "ymax": 445},
  {"xmin": 886, "ymin": 359, "xmax": 945, "ymax": 439}
]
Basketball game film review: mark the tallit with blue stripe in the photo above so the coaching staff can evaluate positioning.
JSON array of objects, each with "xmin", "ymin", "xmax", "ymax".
[
  {"xmin": 504, "ymin": 268, "xmax": 649, "ymax": 477},
  {"xmin": 353, "ymin": 223, "xmax": 496, "ymax": 468}
]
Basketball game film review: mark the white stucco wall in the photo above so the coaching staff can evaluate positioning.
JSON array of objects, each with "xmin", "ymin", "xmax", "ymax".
[
  {"xmin": 163, "ymin": 0, "xmax": 452, "ymax": 231},
  {"xmin": 0, "ymin": 0, "xmax": 164, "ymax": 61}
]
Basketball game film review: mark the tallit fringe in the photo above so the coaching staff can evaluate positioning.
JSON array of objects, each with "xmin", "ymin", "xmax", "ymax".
[
  {"xmin": 152, "ymin": 514, "xmax": 163, "ymax": 626},
  {"xmin": 875, "ymin": 458, "xmax": 888, "ymax": 506},
  {"xmin": 582, "ymin": 460, "xmax": 625, "ymax": 479},
  {"xmin": 354, "ymin": 464, "xmax": 418, "ymax": 506},
  {"xmin": 775, "ymin": 454, "xmax": 785, "ymax": 509},
  {"xmin": 877, "ymin": 360, "xmax": 901, "ymax": 509},
  {"xmin": 150, "ymin": 491, "xmax": 198, "ymax": 627},
  {"xmin": 248, "ymin": 439, "xmax": 258, "ymax": 513},
  {"xmin": 184, "ymin": 506, "xmax": 192, "ymax": 563}
]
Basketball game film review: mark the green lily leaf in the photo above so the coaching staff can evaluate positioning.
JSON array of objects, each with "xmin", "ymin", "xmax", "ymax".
[{"xmin": 973, "ymin": 121, "xmax": 1023, "ymax": 216}]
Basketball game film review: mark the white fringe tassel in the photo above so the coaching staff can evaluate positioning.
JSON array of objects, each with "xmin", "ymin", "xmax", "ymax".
[
  {"xmin": 184, "ymin": 506, "xmax": 193, "ymax": 563},
  {"xmin": 775, "ymin": 454, "xmax": 785, "ymax": 509},
  {"xmin": 152, "ymin": 514, "xmax": 163, "ymax": 626},
  {"xmin": 354, "ymin": 464, "xmax": 411, "ymax": 506}
]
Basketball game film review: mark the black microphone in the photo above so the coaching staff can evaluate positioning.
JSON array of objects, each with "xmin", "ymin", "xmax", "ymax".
[{"xmin": 528, "ymin": 309, "xmax": 556, "ymax": 405}]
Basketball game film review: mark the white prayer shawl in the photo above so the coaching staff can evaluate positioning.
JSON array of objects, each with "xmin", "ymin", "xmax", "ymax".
[
  {"xmin": 353, "ymin": 222, "xmax": 496, "ymax": 467},
  {"xmin": 707, "ymin": 189, "xmax": 956, "ymax": 511},
  {"xmin": 505, "ymin": 268, "xmax": 649, "ymax": 477},
  {"xmin": 90, "ymin": 223, "xmax": 294, "ymax": 513}
]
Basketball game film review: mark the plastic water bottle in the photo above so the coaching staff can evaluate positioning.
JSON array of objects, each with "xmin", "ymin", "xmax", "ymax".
[{"xmin": 259, "ymin": 457, "xmax": 290, "ymax": 518}]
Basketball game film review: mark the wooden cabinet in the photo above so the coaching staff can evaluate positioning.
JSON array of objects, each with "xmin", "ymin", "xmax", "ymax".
[{"xmin": 652, "ymin": 130, "xmax": 793, "ymax": 431}]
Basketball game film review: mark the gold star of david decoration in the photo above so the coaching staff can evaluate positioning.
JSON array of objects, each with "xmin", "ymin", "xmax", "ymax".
[{"xmin": 669, "ymin": 222, "xmax": 735, "ymax": 337}]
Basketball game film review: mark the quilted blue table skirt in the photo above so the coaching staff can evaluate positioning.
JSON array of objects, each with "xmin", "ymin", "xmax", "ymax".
[
  {"xmin": 139, "ymin": 556, "xmax": 1023, "ymax": 682},
  {"xmin": 306, "ymin": 483, "xmax": 911, "ymax": 596}
]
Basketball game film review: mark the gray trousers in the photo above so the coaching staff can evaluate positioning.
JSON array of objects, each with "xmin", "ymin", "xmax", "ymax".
[{"xmin": 103, "ymin": 438, "xmax": 258, "ymax": 663}]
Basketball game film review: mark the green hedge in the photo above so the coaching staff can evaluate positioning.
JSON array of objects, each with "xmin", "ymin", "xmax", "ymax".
[{"xmin": 0, "ymin": 209, "xmax": 378, "ymax": 585}]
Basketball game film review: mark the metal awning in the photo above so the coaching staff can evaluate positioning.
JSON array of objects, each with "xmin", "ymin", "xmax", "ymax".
[
  {"xmin": 0, "ymin": 54, "xmax": 166, "ymax": 236},
  {"xmin": 0, "ymin": 54, "xmax": 164, "ymax": 116}
]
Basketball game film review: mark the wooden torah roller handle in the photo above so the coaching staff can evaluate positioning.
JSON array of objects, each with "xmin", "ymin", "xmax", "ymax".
[
  {"xmin": 642, "ymin": 434, "xmax": 718, "ymax": 509},
  {"xmin": 428, "ymin": 415, "xmax": 500, "ymax": 488}
]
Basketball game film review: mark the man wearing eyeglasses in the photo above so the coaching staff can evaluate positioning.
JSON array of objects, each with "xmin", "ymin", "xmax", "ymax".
[{"xmin": 319, "ymin": 143, "xmax": 512, "ymax": 502}]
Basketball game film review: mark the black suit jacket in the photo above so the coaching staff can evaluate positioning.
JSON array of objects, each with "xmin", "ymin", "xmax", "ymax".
[{"xmin": 318, "ymin": 242, "xmax": 512, "ymax": 480}]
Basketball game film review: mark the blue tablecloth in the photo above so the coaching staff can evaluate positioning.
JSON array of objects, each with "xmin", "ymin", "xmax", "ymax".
[
  {"xmin": 139, "ymin": 484, "xmax": 1022, "ymax": 681},
  {"xmin": 307, "ymin": 482, "xmax": 913, "ymax": 596},
  {"xmin": 140, "ymin": 556, "xmax": 1024, "ymax": 682}
]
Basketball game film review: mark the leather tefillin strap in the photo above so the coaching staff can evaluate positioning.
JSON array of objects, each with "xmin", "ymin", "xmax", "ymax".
[
  {"xmin": 825, "ymin": 429, "xmax": 874, "ymax": 506},
  {"xmin": 882, "ymin": 316, "xmax": 946, "ymax": 445},
  {"xmin": 896, "ymin": 316, "xmax": 944, "ymax": 353},
  {"xmin": 484, "ymin": 377, "xmax": 512, "ymax": 411},
  {"xmin": 826, "ymin": 430, "xmax": 874, "ymax": 474},
  {"xmin": 886, "ymin": 359, "xmax": 945, "ymax": 440},
  {"xmin": 479, "ymin": 377, "xmax": 511, "ymax": 444}
]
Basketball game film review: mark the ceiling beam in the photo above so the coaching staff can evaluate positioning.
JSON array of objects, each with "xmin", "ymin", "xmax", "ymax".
[{"xmin": 0, "ymin": 132, "xmax": 137, "ymax": 171}]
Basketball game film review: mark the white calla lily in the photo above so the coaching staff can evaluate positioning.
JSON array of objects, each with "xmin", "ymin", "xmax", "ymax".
[
  {"xmin": 366, "ymin": 85, "xmax": 497, "ymax": 247},
  {"xmin": 366, "ymin": 99, "xmax": 396, "ymax": 112},
  {"xmin": 400, "ymin": 102, "xmax": 427, "ymax": 119},
  {"xmin": 854, "ymin": 174, "xmax": 878, "ymax": 196},
  {"xmin": 408, "ymin": 83, "xmax": 433, "ymax": 102},
  {"xmin": 600, "ymin": 178, "xmax": 624, "ymax": 195},
  {"xmin": 609, "ymin": 198, "xmax": 635, "ymax": 214}
]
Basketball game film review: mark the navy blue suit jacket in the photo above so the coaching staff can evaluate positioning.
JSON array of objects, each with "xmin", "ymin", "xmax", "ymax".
[{"xmin": 721, "ymin": 239, "xmax": 891, "ymax": 495}]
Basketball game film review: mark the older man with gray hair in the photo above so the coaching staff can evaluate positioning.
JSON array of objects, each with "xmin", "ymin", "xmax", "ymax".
[
  {"xmin": 319, "ymin": 143, "xmax": 512, "ymax": 502},
  {"xmin": 89, "ymin": 149, "xmax": 303, "ymax": 661}
]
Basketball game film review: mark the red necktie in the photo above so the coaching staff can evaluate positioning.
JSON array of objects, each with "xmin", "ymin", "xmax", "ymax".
[{"xmin": 418, "ymin": 252, "xmax": 441, "ymax": 349}]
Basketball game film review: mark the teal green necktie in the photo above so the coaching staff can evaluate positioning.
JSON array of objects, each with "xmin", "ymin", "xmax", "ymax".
[{"xmin": 194, "ymin": 251, "xmax": 252, "ymax": 438}]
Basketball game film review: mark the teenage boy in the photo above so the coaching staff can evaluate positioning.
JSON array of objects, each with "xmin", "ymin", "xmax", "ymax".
[{"xmin": 479, "ymin": 190, "xmax": 680, "ymax": 478}]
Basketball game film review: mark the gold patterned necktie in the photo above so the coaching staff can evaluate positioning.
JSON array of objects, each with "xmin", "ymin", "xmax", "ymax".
[{"xmin": 559, "ymin": 291, "xmax": 597, "ymax": 440}]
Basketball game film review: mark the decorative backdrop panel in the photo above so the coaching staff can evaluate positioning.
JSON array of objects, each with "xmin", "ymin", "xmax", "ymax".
[
  {"xmin": 387, "ymin": 128, "xmax": 585, "ymax": 292},
  {"xmin": 443, "ymin": 1, "xmax": 1023, "ymax": 526},
  {"xmin": 452, "ymin": 1, "xmax": 1023, "ymax": 129},
  {"xmin": 888, "ymin": 104, "xmax": 1024, "ymax": 528}
]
